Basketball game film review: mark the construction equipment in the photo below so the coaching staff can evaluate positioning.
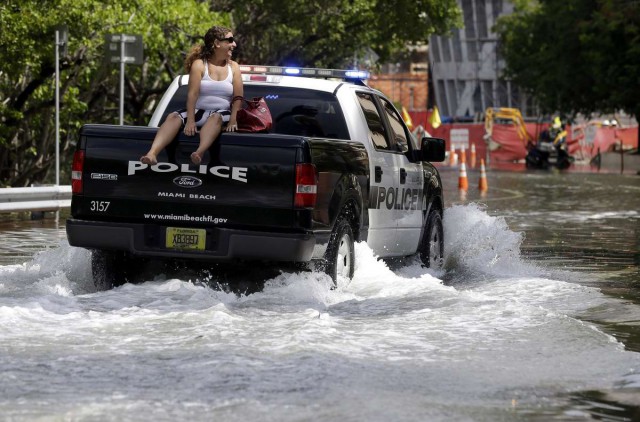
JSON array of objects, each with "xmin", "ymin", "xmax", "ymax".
[
  {"xmin": 525, "ymin": 118, "xmax": 573, "ymax": 170},
  {"xmin": 484, "ymin": 107, "xmax": 533, "ymax": 148}
]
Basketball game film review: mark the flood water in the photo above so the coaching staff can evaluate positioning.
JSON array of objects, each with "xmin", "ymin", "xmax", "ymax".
[{"xmin": 0, "ymin": 170, "xmax": 639, "ymax": 421}]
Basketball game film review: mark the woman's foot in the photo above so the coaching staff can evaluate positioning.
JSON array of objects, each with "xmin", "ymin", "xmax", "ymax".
[
  {"xmin": 140, "ymin": 155, "xmax": 157, "ymax": 165},
  {"xmin": 190, "ymin": 151, "xmax": 202, "ymax": 165}
]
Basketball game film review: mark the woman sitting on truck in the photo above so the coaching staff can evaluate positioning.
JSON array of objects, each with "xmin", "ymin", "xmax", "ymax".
[{"xmin": 140, "ymin": 25, "xmax": 244, "ymax": 166}]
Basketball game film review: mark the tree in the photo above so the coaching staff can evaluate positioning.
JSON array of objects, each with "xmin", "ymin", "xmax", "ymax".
[
  {"xmin": 495, "ymin": 0, "xmax": 640, "ymax": 149},
  {"xmin": 0, "ymin": 0, "xmax": 461, "ymax": 187},
  {"xmin": 0, "ymin": 0, "xmax": 222, "ymax": 187},
  {"xmin": 215, "ymin": 0, "xmax": 461, "ymax": 67}
]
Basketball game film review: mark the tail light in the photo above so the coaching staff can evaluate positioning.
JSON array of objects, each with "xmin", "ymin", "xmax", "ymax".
[
  {"xmin": 294, "ymin": 163, "xmax": 317, "ymax": 208},
  {"xmin": 71, "ymin": 150, "xmax": 84, "ymax": 194}
]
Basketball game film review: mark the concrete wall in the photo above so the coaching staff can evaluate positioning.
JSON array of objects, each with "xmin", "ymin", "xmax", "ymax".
[{"xmin": 429, "ymin": 0, "xmax": 537, "ymax": 119}]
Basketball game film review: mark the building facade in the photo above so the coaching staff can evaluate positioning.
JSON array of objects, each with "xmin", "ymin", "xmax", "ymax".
[
  {"xmin": 429, "ymin": 0, "xmax": 538, "ymax": 120},
  {"xmin": 368, "ymin": 45, "xmax": 430, "ymax": 112}
]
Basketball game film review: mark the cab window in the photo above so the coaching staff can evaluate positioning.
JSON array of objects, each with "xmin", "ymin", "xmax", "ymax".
[
  {"xmin": 356, "ymin": 92, "xmax": 391, "ymax": 150},
  {"xmin": 160, "ymin": 84, "xmax": 350, "ymax": 140},
  {"xmin": 380, "ymin": 97, "xmax": 410, "ymax": 153}
]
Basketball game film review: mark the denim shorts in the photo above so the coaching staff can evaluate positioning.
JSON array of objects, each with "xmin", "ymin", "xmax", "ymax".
[{"xmin": 174, "ymin": 108, "xmax": 231, "ymax": 127}]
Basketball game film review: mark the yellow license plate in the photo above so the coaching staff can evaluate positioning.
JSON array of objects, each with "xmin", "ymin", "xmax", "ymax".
[{"xmin": 166, "ymin": 227, "xmax": 206, "ymax": 250}]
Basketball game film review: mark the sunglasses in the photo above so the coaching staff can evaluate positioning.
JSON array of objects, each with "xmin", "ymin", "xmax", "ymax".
[{"xmin": 218, "ymin": 36, "xmax": 235, "ymax": 43}]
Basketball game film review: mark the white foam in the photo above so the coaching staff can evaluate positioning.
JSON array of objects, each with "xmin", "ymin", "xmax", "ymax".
[
  {"xmin": 443, "ymin": 203, "xmax": 539, "ymax": 277},
  {"xmin": 0, "ymin": 204, "xmax": 638, "ymax": 420}
]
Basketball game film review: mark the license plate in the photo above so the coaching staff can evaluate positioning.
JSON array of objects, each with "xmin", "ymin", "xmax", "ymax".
[{"xmin": 165, "ymin": 227, "xmax": 206, "ymax": 250}]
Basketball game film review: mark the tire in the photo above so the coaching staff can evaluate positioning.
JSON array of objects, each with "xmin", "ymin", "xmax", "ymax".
[
  {"xmin": 419, "ymin": 210, "xmax": 444, "ymax": 269},
  {"xmin": 321, "ymin": 216, "xmax": 355, "ymax": 284},
  {"xmin": 91, "ymin": 250, "xmax": 136, "ymax": 290}
]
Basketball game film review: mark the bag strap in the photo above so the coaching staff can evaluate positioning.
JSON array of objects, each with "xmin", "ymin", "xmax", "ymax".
[{"xmin": 232, "ymin": 96, "xmax": 264, "ymax": 109}]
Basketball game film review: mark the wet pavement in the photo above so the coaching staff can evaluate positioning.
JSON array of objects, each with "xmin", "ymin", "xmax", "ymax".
[{"xmin": 0, "ymin": 169, "xmax": 639, "ymax": 421}]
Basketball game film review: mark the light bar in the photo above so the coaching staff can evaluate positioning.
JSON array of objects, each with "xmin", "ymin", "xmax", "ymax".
[
  {"xmin": 345, "ymin": 70, "xmax": 370, "ymax": 79},
  {"xmin": 239, "ymin": 65, "xmax": 370, "ymax": 81}
]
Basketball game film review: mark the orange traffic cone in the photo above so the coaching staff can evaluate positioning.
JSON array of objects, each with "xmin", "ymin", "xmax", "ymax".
[
  {"xmin": 479, "ymin": 159, "xmax": 488, "ymax": 192},
  {"xmin": 460, "ymin": 144, "xmax": 466, "ymax": 166},
  {"xmin": 470, "ymin": 143, "xmax": 477, "ymax": 168},
  {"xmin": 449, "ymin": 143, "xmax": 456, "ymax": 166},
  {"xmin": 458, "ymin": 162, "xmax": 468, "ymax": 191}
]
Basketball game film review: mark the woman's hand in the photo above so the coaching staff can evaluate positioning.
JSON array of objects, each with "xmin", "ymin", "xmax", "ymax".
[
  {"xmin": 226, "ymin": 119, "xmax": 238, "ymax": 132},
  {"xmin": 184, "ymin": 119, "xmax": 197, "ymax": 136}
]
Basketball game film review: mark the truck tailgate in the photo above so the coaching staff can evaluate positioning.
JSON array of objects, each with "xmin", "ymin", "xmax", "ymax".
[{"xmin": 73, "ymin": 125, "xmax": 307, "ymax": 230}]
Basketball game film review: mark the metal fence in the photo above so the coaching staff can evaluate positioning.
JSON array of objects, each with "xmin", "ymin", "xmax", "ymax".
[{"xmin": 0, "ymin": 186, "xmax": 72, "ymax": 213}]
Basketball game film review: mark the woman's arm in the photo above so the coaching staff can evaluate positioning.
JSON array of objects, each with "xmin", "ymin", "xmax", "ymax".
[
  {"xmin": 226, "ymin": 60, "xmax": 244, "ymax": 132},
  {"xmin": 185, "ymin": 59, "xmax": 204, "ymax": 136}
]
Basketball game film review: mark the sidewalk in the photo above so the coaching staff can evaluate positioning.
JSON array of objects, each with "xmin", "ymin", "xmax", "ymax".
[{"xmin": 596, "ymin": 151, "xmax": 640, "ymax": 174}]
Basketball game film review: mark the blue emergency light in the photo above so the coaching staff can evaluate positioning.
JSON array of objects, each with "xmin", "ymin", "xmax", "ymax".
[{"xmin": 239, "ymin": 65, "xmax": 370, "ymax": 81}]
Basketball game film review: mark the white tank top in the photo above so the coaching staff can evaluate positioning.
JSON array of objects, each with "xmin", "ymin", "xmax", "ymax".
[{"xmin": 195, "ymin": 62, "xmax": 233, "ymax": 110}]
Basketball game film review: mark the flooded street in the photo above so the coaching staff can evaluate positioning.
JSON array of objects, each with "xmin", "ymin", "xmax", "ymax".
[{"xmin": 0, "ymin": 170, "xmax": 639, "ymax": 421}]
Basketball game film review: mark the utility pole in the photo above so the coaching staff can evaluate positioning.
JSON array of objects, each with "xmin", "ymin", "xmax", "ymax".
[{"xmin": 54, "ymin": 25, "xmax": 68, "ymax": 186}]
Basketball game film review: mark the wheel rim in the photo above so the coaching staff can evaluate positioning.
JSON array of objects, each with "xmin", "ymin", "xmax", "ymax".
[
  {"xmin": 336, "ymin": 232, "xmax": 353, "ymax": 278},
  {"xmin": 428, "ymin": 225, "xmax": 442, "ymax": 268}
]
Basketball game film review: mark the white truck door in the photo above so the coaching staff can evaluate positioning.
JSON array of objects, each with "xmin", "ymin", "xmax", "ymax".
[
  {"xmin": 355, "ymin": 92, "xmax": 399, "ymax": 257},
  {"xmin": 378, "ymin": 97, "xmax": 424, "ymax": 255}
]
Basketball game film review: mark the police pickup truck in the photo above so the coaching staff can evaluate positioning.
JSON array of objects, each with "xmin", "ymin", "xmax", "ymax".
[{"xmin": 66, "ymin": 66, "xmax": 446, "ymax": 289}]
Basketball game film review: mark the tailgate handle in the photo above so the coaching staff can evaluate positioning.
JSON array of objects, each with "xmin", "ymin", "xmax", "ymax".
[
  {"xmin": 400, "ymin": 168, "xmax": 407, "ymax": 184},
  {"xmin": 375, "ymin": 166, "xmax": 383, "ymax": 183}
]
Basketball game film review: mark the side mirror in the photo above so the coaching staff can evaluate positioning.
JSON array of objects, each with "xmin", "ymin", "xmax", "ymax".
[{"xmin": 420, "ymin": 137, "xmax": 446, "ymax": 162}]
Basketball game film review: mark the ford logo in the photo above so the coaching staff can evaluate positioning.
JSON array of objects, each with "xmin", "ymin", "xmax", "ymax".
[{"xmin": 173, "ymin": 176, "xmax": 202, "ymax": 188}]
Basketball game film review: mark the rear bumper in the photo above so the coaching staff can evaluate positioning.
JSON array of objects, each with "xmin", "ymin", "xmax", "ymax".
[{"xmin": 66, "ymin": 218, "xmax": 316, "ymax": 262}]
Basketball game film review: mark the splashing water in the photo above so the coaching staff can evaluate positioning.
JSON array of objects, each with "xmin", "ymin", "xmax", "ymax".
[
  {"xmin": 0, "ymin": 204, "xmax": 638, "ymax": 421},
  {"xmin": 442, "ymin": 203, "xmax": 543, "ymax": 279}
]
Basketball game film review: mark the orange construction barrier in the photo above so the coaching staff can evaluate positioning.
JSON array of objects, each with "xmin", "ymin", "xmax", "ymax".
[
  {"xmin": 479, "ymin": 159, "xmax": 488, "ymax": 192},
  {"xmin": 470, "ymin": 143, "xmax": 477, "ymax": 168},
  {"xmin": 458, "ymin": 163, "xmax": 468, "ymax": 191}
]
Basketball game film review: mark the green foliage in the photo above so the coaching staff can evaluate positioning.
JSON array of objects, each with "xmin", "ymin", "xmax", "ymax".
[
  {"xmin": 0, "ymin": 0, "xmax": 219, "ymax": 186},
  {"xmin": 225, "ymin": 0, "xmax": 462, "ymax": 67},
  {"xmin": 0, "ymin": 0, "xmax": 461, "ymax": 187},
  {"xmin": 495, "ymin": 0, "xmax": 640, "ymax": 122}
]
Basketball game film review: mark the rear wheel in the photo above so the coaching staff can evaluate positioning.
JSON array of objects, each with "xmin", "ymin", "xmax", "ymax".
[
  {"xmin": 322, "ymin": 216, "xmax": 355, "ymax": 284},
  {"xmin": 91, "ymin": 250, "xmax": 136, "ymax": 290},
  {"xmin": 419, "ymin": 210, "xmax": 444, "ymax": 269}
]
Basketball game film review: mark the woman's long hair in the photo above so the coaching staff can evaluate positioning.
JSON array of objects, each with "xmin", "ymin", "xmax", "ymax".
[{"xmin": 184, "ymin": 25, "xmax": 232, "ymax": 72}]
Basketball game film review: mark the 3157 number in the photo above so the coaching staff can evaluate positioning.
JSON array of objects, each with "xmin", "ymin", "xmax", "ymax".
[{"xmin": 90, "ymin": 201, "xmax": 110, "ymax": 212}]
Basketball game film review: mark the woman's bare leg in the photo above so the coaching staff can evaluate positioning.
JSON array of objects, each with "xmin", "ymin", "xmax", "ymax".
[
  {"xmin": 141, "ymin": 113, "xmax": 183, "ymax": 165},
  {"xmin": 191, "ymin": 113, "xmax": 223, "ymax": 165}
]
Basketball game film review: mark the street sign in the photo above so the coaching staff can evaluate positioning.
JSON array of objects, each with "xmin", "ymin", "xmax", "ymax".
[
  {"xmin": 104, "ymin": 34, "xmax": 144, "ymax": 125},
  {"xmin": 55, "ymin": 25, "xmax": 68, "ymax": 56},
  {"xmin": 450, "ymin": 128, "xmax": 469, "ymax": 149},
  {"xmin": 105, "ymin": 34, "xmax": 143, "ymax": 64}
]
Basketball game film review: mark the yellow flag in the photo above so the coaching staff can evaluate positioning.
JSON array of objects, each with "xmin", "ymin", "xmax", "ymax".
[
  {"xmin": 401, "ymin": 106, "xmax": 414, "ymax": 130},
  {"xmin": 429, "ymin": 105, "xmax": 441, "ymax": 129}
]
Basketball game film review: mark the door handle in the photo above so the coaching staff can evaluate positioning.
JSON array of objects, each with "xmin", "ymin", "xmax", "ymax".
[
  {"xmin": 375, "ymin": 166, "xmax": 383, "ymax": 183},
  {"xmin": 400, "ymin": 168, "xmax": 407, "ymax": 184}
]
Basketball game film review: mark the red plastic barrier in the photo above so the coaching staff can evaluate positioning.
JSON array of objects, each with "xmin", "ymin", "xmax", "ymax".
[{"xmin": 408, "ymin": 110, "xmax": 638, "ymax": 164}]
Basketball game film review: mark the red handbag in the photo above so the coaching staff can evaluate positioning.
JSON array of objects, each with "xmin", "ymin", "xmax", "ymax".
[{"xmin": 233, "ymin": 96, "xmax": 272, "ymax": 133}]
